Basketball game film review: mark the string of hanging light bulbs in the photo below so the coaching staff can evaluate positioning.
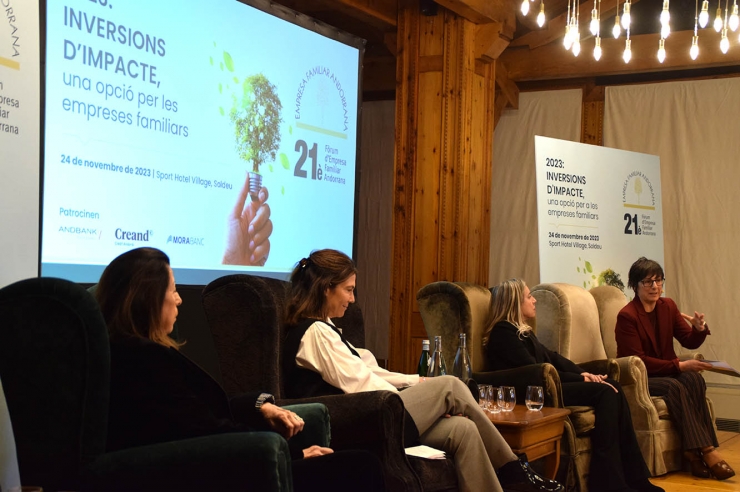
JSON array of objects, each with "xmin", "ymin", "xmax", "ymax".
[{"xmin": 517, "ymin": 0, "xmax": 740, "ymax": 63}]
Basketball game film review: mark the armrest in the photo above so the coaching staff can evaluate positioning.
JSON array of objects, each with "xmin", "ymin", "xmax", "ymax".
[
  {"xmin": 473, "ymin": 363, "xmax": 565, "ymax": 407},
  {"xmin": 578, "ymin": 358, "xmax": 620, "ymax": 380},
  {"xmin": 84, "ymin": 432, "xmax": 292, "ymax": 492},
  {"xmin": 278, "ymin": 391, "xmax": 422, "ymax": 492},
  {"xmin": 612, "ymin": 356, "xmax": 661, "ymax": 431},
  {"xmin": 282, "ymin": 402, "xmax": 331, "ymax": 449}
]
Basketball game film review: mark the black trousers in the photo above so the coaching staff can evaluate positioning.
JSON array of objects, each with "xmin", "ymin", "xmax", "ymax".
[
  {"xmin": 648, "ymin": 371, "xmax": 718, "ymax": 451},
  {"xmin": 292, "ymin": 449, "xmax": 385, "ymax": 491},
  {"xmin": 562, "ymin": 379, "xmax": 651, "ymax": 491}
]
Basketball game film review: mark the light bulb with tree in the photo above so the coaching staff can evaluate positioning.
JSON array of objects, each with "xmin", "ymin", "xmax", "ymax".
[{"xmin": 230, "ymin": 73, "xmax": 283, "ymax": 199}]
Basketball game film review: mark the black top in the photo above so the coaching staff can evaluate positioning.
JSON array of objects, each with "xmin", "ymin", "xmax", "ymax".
[
  {"xmin": 282, "ymin": 318, "xmax": 353, "ymax": 399},
  {"xmin": 107, "ymin": 334, "xmax": 268, "ymax": 451},
  {"xmin": 486, "ymin": 321, "xmax": 586, "ymax": 383}
]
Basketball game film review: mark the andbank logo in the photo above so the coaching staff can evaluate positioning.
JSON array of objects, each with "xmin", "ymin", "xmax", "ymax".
[
  {"xmin": 166, "ymin": 235, "xmax": 205, "ymax": 246},
  {"xmin": 59, "ymin": 225, "xmax": 102, "ymax": 239},
  {"xmin": 115, "ymin": 228, "xmax": 152, "ymax": 241}
]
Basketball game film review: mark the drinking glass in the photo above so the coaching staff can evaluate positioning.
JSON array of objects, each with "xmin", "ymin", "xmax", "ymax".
[
  {"xmin": 489, "ymin": 386, "xmax": 502, "ymax": 414},
  {"xmin": 501, "ymin": 386, "xmax": 516, "ymax": 412},
  {"xmin": 525, "ymin": 385, "xmax": 544, "ymax": 411},
  {"xmin": 477, "ymin": 384, "xmax": 491, "ymax": 411}
]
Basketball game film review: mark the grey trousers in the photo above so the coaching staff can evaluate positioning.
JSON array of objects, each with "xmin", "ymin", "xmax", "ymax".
[{"xmin": 398, "ymin": 376, "xmax": 517, "ymax": 492}]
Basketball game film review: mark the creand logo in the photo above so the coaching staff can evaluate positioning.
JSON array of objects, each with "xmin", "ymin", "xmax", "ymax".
[
  {"xmin": 58, "ymin": 225, "xmax": 102, "ymax": 239},
  {"xmin": 166, "ymin": 235, "xmax": 205, "ymax": 246},
  {"xmin": 114, "ymin": 228, "xmax": 152, "ymax": 242}
]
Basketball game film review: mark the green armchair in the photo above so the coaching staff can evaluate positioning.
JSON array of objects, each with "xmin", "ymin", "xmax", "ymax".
[{"xmin": 0, "ymin": 277, "xmax": 319, "ymax": 491}]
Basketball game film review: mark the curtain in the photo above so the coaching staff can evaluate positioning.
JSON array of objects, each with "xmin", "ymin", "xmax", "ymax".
[
  {"xmin": 605, "ymin": 78, "xmax": 740, "ymax": 388},
  {"xmin": 489, "ymin": 89, "xmax": 583, "ymax": 287}
]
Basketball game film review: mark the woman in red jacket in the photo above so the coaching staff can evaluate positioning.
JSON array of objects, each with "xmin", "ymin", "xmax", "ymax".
[{"xmin": 615, "ymin": 257, "xmax": 734, "ymax": 481}]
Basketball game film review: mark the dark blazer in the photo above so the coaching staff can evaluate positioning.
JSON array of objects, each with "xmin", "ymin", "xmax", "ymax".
[
  {"xmin": 107, "ymin": 334, "xmax": 265, "ymax": 452},
  {"xmin": 486, "ymin": 321, "xmax": 586, "ymax": 383},
  {"xmin": 615, "ymin": 297, "xmax": 710, "ymax": 376}
]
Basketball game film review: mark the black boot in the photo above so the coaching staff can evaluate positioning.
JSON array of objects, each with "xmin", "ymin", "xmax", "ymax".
[{"xmin": 497, "ymin": 456, "xmax": 564, "ymax": 492}]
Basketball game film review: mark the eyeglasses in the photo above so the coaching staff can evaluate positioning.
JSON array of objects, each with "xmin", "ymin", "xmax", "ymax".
[{"xmin": 640, "ymin": 278, "xmax": 665, "ymax": 288}]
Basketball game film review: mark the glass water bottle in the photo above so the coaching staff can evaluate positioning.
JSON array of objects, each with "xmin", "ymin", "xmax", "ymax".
[
  {"xmin": 417, "ymin": 339, "xmax": 430, "ymax": 377},
  {"xmin": 452, "ymin": 333, "xmax": 472, "ymax": 382},
  {"xmin": 427, "ymin": 335, "xmax": 447, "ymax": 377}
]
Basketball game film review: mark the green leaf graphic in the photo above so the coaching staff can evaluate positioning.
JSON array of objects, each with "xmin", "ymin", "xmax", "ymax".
[
  {"xmin": 281, "ymin": 185, "xmax": 285, "ymax": 195},
  {"xmin": 218, "ymin": 83, "xmax": 223, "ymax": 94},
  {"xmin": 233, "ymin": 77, "xmax": 239, "ymax": 84},
  {"xmin": 585, "ymin": 261, "xmax": 593, "ymax": 273},
  {"xmin": 269, "ymin": 164, "xmax": 274, "ymax": 172},
  {"xmin": 209, "ymin": 56, "xmax": 214, "ymax": 66},
  {"xmin": 219, "ymin": 107, "xmax": 224, "ymax": 116},
  {"xmin": 220, "ymin": 62, "xmax": 224, "ymax": 71},
  {"xmin": 280, "ymin": 153, "xmax": 290, "ymax": 170},
  {"xmin": 577, "ymin": 267, "xmax": 581, "ymax": 273},
  {"xmin": 223, "ymin": 51, "xmax": 235, "ymax": 72}
]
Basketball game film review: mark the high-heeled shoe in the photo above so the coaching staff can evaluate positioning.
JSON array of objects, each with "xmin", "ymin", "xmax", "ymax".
[
  {"xmin": 708, "ymin": 460, "xmax": 735, "ymax": 480},
  {"xmin": 683, "ymin": 450, "xmax": 711, "ymax": 479}
]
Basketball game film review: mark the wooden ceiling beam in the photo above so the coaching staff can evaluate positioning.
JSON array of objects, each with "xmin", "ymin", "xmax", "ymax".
[
  {"xmin": 475, "ymin": 22, "xmax": 513, "ymax": 60},
  {"xmin": 279, "ymin": 0, "xmax": 397, "ymax": 30},
  {"xmin": 502, "ymin": 29, "xmax": 740, "ymax": 81},
  {"xmin": 435, "ymin": 0, "xmax": 517, "ymax": 25},
  {"xmin": 510, "ymin": 0, "xmax": 641, "ymax": 49}
]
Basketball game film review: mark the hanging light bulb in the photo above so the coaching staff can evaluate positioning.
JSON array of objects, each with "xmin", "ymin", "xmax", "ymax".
[
  {"xmin": 537, "ymin": 1, "xmax": 546, "ymax": 26},
  {"xmin": 715, "ymin": 5, "xmax": 724, "ymax": 31},
  {"xmin": 573, "ymin": 31, "xmax": 581, "ymax": 56},
  {"xmin": 730, "ymin": 2, "xmax": 739, "ymax": 30},
  {"xmin": 690, "ymin": 35, "xmax": 700, "ymax": 58},
  {"xmin": 661, "ymin": 23, "xmax": 671, "ymax": 38},
  {"xmin": 657, "ymin": 38, "xmax": 667, "ymax": 62},
  {"xmin": 590, "ymin": 6, "xmax": 600, "ymax": 35},
  {"xmin": 700, "ymin": 0, "xmax": 710, "ymax": 26},
  {"xmin": 521, "ymin": 0, "xmax": 530, "ymax": 15},
  {"xmin": 613, "ymin": 15, "xmax": 622, "ymax": 37},
  {"xmin": 721, "ymin": 27, "xmax": 730, "ymax": 52},
  {"xmin": 564, "ymin": 24, "xmax": 573, "ymax": 49},
  {"xmin": 661, "ymin": 0, "xmax": 671, "ymax": 25},
  {"xmin": 622, "ymin": 1, "xmax": 631, "ymax": 29},
  {"xmin": 623, "ymin": 38, "xmax": 632, "ymax": 62},
  {"xmin": 594, "ymin": 36, "xmax": 602, "ymax": 60}
]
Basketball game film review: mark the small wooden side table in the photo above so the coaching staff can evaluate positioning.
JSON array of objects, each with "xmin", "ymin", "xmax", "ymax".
[{"xmin": 488, "ymin": 405, "xmax": 571, "ymax": 479}]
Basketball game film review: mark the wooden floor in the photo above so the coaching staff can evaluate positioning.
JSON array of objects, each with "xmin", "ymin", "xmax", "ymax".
[{"xmin": 648, "ymin": 431, "xmax": 740, "ymax": 492}]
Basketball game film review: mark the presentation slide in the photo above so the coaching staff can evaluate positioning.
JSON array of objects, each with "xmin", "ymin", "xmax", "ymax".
[
  {"xmin": 41, "ymin": 0, "xmax": 361, "ymax": 284},
  {"xmin": 535, "ymin": 136, "xmax": 664, "ymax": 292}
]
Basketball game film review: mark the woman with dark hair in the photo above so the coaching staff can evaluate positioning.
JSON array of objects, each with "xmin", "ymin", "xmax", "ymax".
[
  {"xmin": 615, "ymin": 257, "xmax": 734, "ymax": 480},
  {"xmin": 283, "ymin": 249, "xmax": 566, "ymax": 492},
  {"xmin": 485, "ymin": 279, "xmax": 662, "ymax": 492},
  {"xmin": 97, "ymin": 247, "xmax": 384, "ymax": 491}
]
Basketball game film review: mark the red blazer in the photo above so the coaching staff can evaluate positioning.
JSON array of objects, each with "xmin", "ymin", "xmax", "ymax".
[{"xmin": 615, "ymin": 297, "xmax": 710, "ymax": 376}]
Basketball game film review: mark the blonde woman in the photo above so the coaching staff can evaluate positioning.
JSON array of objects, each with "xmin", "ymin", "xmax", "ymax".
[{"xmin": 485, "ymin": 279, "xmax": 662, "ymax": 492}]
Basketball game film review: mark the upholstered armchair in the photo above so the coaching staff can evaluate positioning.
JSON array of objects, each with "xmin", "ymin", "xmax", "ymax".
[
  {"xmin": 0, "ymin": 277, "xmax": 305, "ymax": 492},
  {"xmin": 201, "ymin": 274, "xmax": 458, "ymax": 492},
  {"xmin": 416, "ymin": 282, "xmax": 571, "ymax": 482},
  {"xmin": 589, "ymin": 285, "xmax": 716, "ymax": 476}
]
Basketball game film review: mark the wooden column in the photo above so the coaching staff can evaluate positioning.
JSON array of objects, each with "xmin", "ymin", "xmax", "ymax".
[{"xmin": 390, "ymin": 3, "xmax": 496, "ymax": 372}]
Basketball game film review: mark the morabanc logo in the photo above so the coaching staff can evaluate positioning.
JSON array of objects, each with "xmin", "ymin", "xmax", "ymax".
[{"xmin": 166, "ymin": 235, "xmax": 205, "ymax": 246}]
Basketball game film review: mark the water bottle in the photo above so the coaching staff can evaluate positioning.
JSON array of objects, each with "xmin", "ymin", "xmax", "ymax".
[
  {"xmin": 427, "ymin": 335, "xmax": 447, "ymax": 377},
  {"xmin": 452, "ymin": 333, "xmax": 472, "ymax": 382},
  {"xmin": 417, "ymin": 339, "xmax": 430, "ymax": 377}
]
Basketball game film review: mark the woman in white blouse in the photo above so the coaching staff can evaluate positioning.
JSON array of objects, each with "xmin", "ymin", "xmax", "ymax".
[{"xmin": 282, "ymin": 248, "xmax": 564, "ymax": 492}]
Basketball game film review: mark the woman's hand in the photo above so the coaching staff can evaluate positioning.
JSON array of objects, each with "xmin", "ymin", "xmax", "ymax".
[
  {"xmin": 581, "ymin": 372, "xmax": 618, "ymax": 392},
  {"xmin": 679, "ymin": 359, "xmax": 713, "ymax": 372},
  {"xmin": 681, "ymin": 311, "xmax": 707, "ymax": 331},
  {"xmin": 259, "ymin": 403, "xmax": 304, "ymax": 439},
  {"xmin": 302, "ymin": 445, "xmax": 334, "ymax": 459}
]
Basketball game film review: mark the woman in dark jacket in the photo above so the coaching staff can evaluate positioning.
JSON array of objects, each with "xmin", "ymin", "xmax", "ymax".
[
  {"xmin": 96, "ymin": 247, "xmax": 383, "ymax": 491},
  {"xmin": 485, "ymin": 279, "xmax": 662, "ymax": 492}
]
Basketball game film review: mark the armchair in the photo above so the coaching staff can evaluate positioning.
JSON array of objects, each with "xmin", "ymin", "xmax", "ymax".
[
  {"xmin": 0, "ymin": 277, "xmax": 297, "ymax": 491},
  {"xmin": 201, "ymin": 274, "xmax": 458, "ymax": 492},
  {"xmin": 589, "ymin": 285, "xmax": 716, "ymax": 476},
  {"xmin": 416, "ymin": 282, "xmax": 572, "ymax": 483}
]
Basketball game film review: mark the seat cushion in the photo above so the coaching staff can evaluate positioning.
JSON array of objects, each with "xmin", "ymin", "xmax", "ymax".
[{"xmin": 565, "ymin": 405, "xmax": 595, "ymax": 435}]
